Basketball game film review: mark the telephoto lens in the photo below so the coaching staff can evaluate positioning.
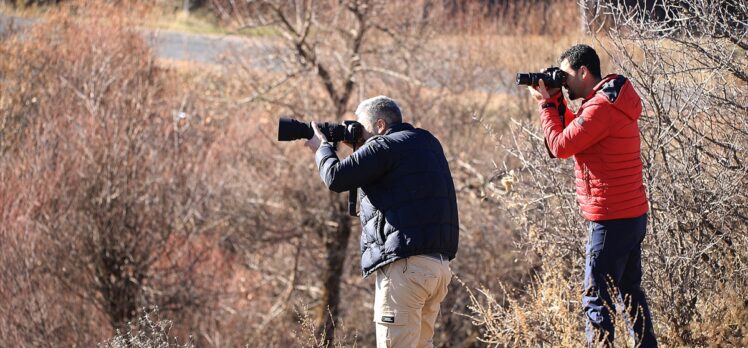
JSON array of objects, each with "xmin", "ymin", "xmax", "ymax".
[
  {"xmin": 277, "ymin": 117, "xmax": 363, "ymax": 143},
  {"xmin": 516, "ymin": 73, "xmax": 541, "ymax": 86},
  {"xmin": 277, "ymin": 117, "xmax": 314, "ymax": 141}
]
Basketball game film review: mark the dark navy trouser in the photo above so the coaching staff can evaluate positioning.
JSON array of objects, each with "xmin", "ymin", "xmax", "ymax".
[{"xmin": 583, "ymin": 213, "xmax": 657, "ymax": 347}]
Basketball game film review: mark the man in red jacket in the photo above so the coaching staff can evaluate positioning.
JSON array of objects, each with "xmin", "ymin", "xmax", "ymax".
[{"xmin": 529, "ymin": 44, "xmax": 657, "ymax": 347}]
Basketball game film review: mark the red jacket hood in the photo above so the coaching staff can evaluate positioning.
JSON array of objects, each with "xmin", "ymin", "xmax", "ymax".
[{"xmin": 585, "ymin": 74, "xmax": 642, "ymax": 122}]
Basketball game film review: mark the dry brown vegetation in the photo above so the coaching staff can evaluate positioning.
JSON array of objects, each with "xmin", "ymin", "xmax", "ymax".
[{"xmin": 0, "ymin": 0, "xmax": 745, "ymax": 347}]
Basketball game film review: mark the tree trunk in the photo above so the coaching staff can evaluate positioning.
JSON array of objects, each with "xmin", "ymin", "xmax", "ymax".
[{"xmin": 315, "ymin": 193, "xmax": 353, "ymax": 345}]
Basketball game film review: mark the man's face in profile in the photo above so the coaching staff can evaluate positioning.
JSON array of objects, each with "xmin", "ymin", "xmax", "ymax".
[
  {"xmin": 560, "ymin": 59, "xmax": 582, "ymax": 100},
  {"xmin": 355, "ymin": 113, "xmax": 377, "ymax": 142}
]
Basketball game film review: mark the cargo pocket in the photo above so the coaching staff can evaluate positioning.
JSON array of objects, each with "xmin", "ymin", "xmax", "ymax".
[
  {"xmin": 374, "ymin": 308, "xmax": 409, "ymax": 326},
  {"xmin": 374, "ymin": 308, "xmax": 411, "ymax": 347}
]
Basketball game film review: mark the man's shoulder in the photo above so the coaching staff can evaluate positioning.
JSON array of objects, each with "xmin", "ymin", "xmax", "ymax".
[
  {"xmin": 578, "ymin": 98, "xmax": 621, "ymax": 124},
  {"xmin": 584, "ymin": 86, "xmax": 625, "ymax": 112},
  {"xmin": 361, "ymin": 125, "xmax": 441, "ymax": 154},
  {"xmin": 357, "ymin": 135, "xmax": 392, "ymax": 155},
  {"xmin": 363, "ymin": 134, "xmax": 388, "ymax": 147},
  {"xmin": 585, "ymin": 75, "xmax": 642, "ymax": 121},
  {"xmin": 385, "ymin": 126, "xmax": 436, "ymax": 142},
  {"xmin": 583, "ymin": 95, "xmax": 615, "ymax": 110},
  {"xmin": 590, "ymin": 74, "xmax": 636, "ymax": 104}
]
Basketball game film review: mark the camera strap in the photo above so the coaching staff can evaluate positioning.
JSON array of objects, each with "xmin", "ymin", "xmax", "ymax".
[
  {"xmin": 557, "ymin": 94, "xmax": 567, "ymax": 128},
  {"xmin": 348, "ymin": 143, "xmax": 359, "ymax": 216},
  {"xmin": 348, "ymin": 189, "xmax": 358, "ymax": 216}
]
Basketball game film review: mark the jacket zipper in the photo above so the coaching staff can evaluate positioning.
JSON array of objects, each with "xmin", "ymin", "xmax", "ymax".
[
  {"xmin": 375, "ymin": 211, "xmax": 386, "ymax": 245},
  {"xmin": 584, "ymin": 164, "xmax": 592, "ymax": 196}
]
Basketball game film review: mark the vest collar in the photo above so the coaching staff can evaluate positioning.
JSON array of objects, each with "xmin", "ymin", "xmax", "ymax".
[{"xmin": 384, "ymin": 122, "xmax": 414, "ymax": 135}]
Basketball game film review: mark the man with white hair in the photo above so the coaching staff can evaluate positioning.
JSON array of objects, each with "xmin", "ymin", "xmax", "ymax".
[{"xmin": 305, "ymin": 96, "xmax": 459, "ymax": 347}]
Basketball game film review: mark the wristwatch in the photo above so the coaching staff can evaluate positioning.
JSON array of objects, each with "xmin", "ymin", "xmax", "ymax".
[{"xmin": 541, "ymin": 102, "xmax": 556, "ymax": 109}]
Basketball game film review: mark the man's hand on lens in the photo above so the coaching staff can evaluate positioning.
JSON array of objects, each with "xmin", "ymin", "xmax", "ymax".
[
  {"xmin": 528, "ymin": 79, "xmax": 560, "ymax": 102},
  {"xmin": 305, "ymin": 121, "xmax": 328, "ymax": 153}
]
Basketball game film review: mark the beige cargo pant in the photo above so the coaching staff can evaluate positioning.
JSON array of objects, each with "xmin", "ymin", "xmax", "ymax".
[{"xmin": 374, "ymin": 255, "xmax": 451, "ymax": 348}]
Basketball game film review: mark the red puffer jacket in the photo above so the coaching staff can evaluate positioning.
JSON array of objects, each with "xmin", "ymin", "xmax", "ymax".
[{"xmin": 540, "ymin": 74, "xmax": 649, "ymax": 221}]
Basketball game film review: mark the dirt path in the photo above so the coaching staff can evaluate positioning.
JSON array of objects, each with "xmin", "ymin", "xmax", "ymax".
[{"xmin": 0, "ymin": 14, "xmax": 277, "ymax": 67}]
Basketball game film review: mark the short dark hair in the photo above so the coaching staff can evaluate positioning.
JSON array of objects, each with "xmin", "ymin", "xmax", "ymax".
[{"xmin": 559, "ymin": 44, "xmax": 602, "ymax": 79}]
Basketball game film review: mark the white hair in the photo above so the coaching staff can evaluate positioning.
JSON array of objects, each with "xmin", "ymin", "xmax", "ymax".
[{"xmin": 354, "ymin": 96, "xmax": 402, "ymax": 131}]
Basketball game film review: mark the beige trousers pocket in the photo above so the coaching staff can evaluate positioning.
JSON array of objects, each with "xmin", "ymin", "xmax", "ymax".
[
  {"xmin": 374, "ymin": 256, "xmax": 451, "ymax": 348},
  {"xmin": 375, "ymin": 307, "xmax": 413, "ymax": 347}
]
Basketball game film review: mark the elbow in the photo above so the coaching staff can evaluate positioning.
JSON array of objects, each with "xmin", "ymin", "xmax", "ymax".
[
  {"xmin": 547, "ymin": 138, "xmax": 575, "ymax": 158},
  {"xmin": 554, "ymin": 148, "xmax": 574, "ymax": 159},
  {"xmin": 326, "ymin": 180, "xmax": 347, "ymax": 193},
  {"xmin": 322, "ymin": 170, "xmax": 347, "ymax": 193}
]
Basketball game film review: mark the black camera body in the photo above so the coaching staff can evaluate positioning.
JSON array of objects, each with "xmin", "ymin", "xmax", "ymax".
[
  {"xmin": 277, "ymin": 117, "xmax": 364, "ymax": 144},
  {"xmin": 516, "ymin": 67, "xmax": 568, "ymax": 88}
]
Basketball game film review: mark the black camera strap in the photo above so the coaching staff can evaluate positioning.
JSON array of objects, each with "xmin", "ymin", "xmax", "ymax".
[
  {"xmin": 557, "ymin": 94, "xmax": 567, "ymax": 128},
  {"xmin": 348, "ymin": 143, "xmax": 359, "ymax": 216}
]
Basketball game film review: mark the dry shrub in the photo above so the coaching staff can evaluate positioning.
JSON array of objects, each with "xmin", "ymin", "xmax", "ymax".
[
  {"xmin": 0, "ymin": 2, "xmax": 226, "ymax": 346},
  {"xmin": 469, "ymin": 0, "xmax": 748, "ymax": 347},
  {"xmin": 100, "ymin": 308, "xmax": 194, "ymax": 348},
  {"xmin": 0, "ymin": 2, "xmax": 366, "ymax": 345},
  {"xmin": 467, "ymin": 258, "xmax": 582, "ymax": 347},
  {"xmin": 209, "ymin": 0, "xmax": 579, "ymax": 36},
  {"xmin": 430, "ymin": 0, "xmax": 580, "ymax": 36}
]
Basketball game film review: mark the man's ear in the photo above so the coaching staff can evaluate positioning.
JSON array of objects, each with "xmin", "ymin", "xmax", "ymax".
[
  {"xmin": 376, "ymin": 119, "xmax": 387, "ymax": 134},
  {"xmin": 580, "ymin": 66, "xmax": 589, "ymax": 81}
]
